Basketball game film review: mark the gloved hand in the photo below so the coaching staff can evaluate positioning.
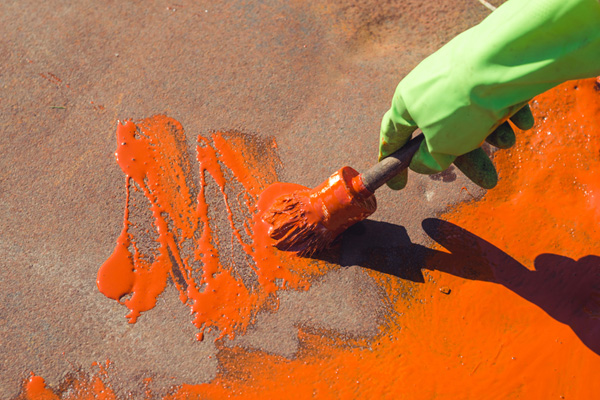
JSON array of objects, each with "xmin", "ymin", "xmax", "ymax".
[
  {"xmin": 380, "ymin": 100, "xmax": 534, "ymax": 189},
  {"xmin": 380, "ymin": 0, "xmax": 600, "ymax": 190}
]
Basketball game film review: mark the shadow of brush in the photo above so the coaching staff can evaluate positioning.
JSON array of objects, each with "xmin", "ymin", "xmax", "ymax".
[
  {"xmin": 338, "ymin": 219, "xmax": 431, "ymax": 283},
  {"xmin": 422, "ymin": 218, "xmax": 600, "ymax": 356}
]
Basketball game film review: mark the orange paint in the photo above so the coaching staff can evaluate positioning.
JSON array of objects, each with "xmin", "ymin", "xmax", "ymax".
[
  {"xmin": 24, "ymin": 79, "xmax": 600, "ymax": 398},
  {"xmin": 97, "ymin": 116, "xmax": 330, "ymax": 340},
  {"xmin": 445, "ymin": 80, "xmax": 600, "ymax": 267},
  {"xmin": 21, "ymin": 368, "xmax": 116, "ymax": 400},
  {"xmin": 165, "ymin": 78, "xmax": 600, "ymax": 398},
  {"xmin": 23, "ymin": 375, "xmax": 57, "ymax": 400}
]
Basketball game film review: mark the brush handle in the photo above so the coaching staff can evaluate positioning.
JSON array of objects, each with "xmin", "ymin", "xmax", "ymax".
[{"xmin": 360, "ymin": 131, "xmax": 425, "ymax": 193}]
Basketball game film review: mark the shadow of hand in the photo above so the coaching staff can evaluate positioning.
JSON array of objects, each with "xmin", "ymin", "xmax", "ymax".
[
  {"xmin": 423, "ymin": 218, "xmax": 600, "ymax": 355},
  {"xmin": 336, "ymin": 217, "xmax": 600, "ymax": 354}
]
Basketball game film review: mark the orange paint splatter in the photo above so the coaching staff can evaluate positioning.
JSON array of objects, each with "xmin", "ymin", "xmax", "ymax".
[{"xmin": 97, "ymin": 116, "xmax": 330, "ymax": 340}]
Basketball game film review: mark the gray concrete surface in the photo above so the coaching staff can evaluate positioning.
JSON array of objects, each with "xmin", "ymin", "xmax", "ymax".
[{"xmin": 0, "ymin": 0, "xmax": 499, "ymax": 396}]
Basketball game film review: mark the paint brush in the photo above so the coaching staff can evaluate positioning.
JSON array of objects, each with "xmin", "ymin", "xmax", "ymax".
[{"xmin": 261, "ymin": 132, "xmax": 425, "ymax": 256}]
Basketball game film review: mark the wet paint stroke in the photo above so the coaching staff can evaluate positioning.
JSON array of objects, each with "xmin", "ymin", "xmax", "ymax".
[
  {"xmin": 96, "ymin": 115, "xmax": 329, "ymax": 341},
  {"xmin": 20, "ymin": 79, "xmax": 600, "ymax": 399}
]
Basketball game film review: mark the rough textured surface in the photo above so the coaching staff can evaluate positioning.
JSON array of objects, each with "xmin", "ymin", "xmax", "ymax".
[{"xmin": 0, "ymin": 0, "xmax": 497, "ymax": 397}]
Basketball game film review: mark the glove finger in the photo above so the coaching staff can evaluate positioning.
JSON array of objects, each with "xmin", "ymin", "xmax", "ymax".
[
  {"xmin": 379, "ymin": 91, "xmax": 417, "ymax": 159},
  {"xmin": 453, "ymin": 148, "xmax": 498, "ymax": 189},
  {"xmin": 386, "ymin": 169, "xmax": 408, "ymax": 191},
  {"xmin": 379, "ymin": 98, "xmax": 417, "ymax": 191},
  {"xmin": 485, "ymin": 121, "xmax": 516, "ymax": 149},
  {"xmin": 410, "ymin": 140, "xmax": 456, "ymax": 175},
  {"xmin": 379, "ymin": 113, "xmax": 414, "ymax": 190},
  {"xmin": 509, "ymin": 104, "xmax": 534, "ymax": 130},
  {"xmin": 379, "ymin": 112, "xmax": 417, "ymax": 160}
]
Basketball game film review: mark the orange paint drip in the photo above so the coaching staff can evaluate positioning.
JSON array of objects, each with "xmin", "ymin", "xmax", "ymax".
[{"xmin": 97, "ymin": 116, "xmax": 330, "ymax": 340}]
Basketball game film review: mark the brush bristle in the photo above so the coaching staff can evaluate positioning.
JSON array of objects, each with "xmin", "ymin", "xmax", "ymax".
[{"xmin": 262, "ymin": 192, "xmax": 335, "ymax": 256}]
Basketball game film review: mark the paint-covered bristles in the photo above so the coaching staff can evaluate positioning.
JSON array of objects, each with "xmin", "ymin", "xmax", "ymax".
[
  {"xmin": 262, "ymin": 192, "xmax": 335, "ymax": 257},
  {"xmin": 261, "ymin": 167, "xmax": 377, "ymax": 257}
]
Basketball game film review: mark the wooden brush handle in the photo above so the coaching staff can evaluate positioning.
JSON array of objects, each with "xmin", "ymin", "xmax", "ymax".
[{"xmin": 360, "ymin": 131, "xmax": 425, "ymax": 193}]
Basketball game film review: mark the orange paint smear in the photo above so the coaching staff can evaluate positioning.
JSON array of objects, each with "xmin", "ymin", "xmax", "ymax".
[
  {"xmin": 97, "ymin": 116, "xmax": 330, "ymax": 341},
  {"xmin": 27, "ymin": 79, "xmax": 600, "ymax": 398}
]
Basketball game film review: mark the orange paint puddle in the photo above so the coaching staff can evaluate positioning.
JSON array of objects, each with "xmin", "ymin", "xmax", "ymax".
[
  {"xmin": 96, "ymin": 115, "xmax": 330, "ymax": 340},
  {"xmin": 21, "ymin": 79, "xmax": 600, "ymax": 398}
]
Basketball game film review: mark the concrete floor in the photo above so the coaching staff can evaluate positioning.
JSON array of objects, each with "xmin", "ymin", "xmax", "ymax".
[{"xmin": 0, "ymin": 0, "xmax": 499, "ymax": 397}]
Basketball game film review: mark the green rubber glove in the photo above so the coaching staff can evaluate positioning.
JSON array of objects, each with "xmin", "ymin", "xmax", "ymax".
[{"xmin": 380, "ymin": 0, "xmax": 600, "ymax": 190}]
